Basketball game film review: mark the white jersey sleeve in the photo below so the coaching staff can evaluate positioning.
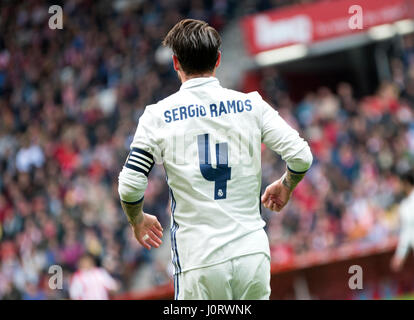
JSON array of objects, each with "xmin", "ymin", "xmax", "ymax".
[
  {"xmin": 255, "ymin": 92, "xmax": 312, "ymax": 173},
  {"xmin": 118, "ymin": 107, "xmax": 160, "ymax": 203},
  {"xmin": 130, "ymin": 107, "xmax": 163, "ymax": 163}
]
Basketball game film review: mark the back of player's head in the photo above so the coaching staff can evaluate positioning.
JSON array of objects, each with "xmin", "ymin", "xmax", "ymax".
[{"xmin": 163, "ymin": 19, "xmax": 221, "ymax": 75}]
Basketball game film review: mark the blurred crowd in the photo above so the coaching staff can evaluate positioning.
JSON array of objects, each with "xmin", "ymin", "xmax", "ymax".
[
  {"xmin": 0, "ymin": 0, "xmax": 413, "ymax": 300},
  {"xmin": 260, "ymin": 34, "xmax": 414, "ymax": 265}
]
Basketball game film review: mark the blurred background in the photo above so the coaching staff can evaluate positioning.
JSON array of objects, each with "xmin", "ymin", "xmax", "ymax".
[{"xmin": 1, "ymin": 0, "xmax": 414, "ymax": 300}]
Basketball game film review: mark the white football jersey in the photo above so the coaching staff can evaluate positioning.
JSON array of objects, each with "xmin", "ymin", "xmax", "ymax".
[{"xmin": 123, "ymin": 77, "xmax": 311, "ymax": 274}]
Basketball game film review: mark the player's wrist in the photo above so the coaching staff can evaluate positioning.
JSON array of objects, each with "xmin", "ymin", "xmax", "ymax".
[
  {"xmin": 282, "ymin": 167, "xmax": 307, "ymax": 192},
  {"xmin": 121, "ymin": 199, "xmax": 145, "ymax": 226},
  {"xmin": 128, "ymin": 213, "xmax": 144, "ymax": 227},
  {"xmin": 281, "ymin": 174, "xmax": 293, "ymax": 192}
]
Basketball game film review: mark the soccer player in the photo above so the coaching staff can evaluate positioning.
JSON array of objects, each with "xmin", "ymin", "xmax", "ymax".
[
  {"xmin": 391, "ymin": 170, "xmax": 414, "ymax": 272},
  {"xmin": 118, "ymin": 19, "xmax": 312, "ymax": 300}
]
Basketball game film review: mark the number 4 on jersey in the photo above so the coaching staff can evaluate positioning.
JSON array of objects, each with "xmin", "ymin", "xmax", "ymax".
[{"xmin": 197, "ymin": 134, "xmax": 231, "ymax": 200}]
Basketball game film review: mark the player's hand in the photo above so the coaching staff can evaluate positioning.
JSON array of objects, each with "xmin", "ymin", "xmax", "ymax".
[
  {"xmin": 131, "ymin": 213, "xmax": 163, "ymax": 250},
  {"xmin": 390, "ymin": 255, "xmax": 404, "ymax": 272},
  {"xmin": 261, "ymin": 177, "xmax": 292, "ymax": 212}
]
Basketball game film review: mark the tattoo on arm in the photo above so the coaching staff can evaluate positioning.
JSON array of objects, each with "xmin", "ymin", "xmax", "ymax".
[
  {"xmin": 282, "ymin": 167, "xmax": 307, "ymax": 192},
  {"xmin": 120, "ymin": 199, "xmax": 144, "ymax": 226}
]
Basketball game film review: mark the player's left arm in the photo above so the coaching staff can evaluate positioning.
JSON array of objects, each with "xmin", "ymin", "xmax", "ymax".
[
  {"xmin": 259, "ymin": 95, "xmax": 313, "ymax": 212},
  {"xmin": 118, "ymin": 107, "xmax": 163, "ymax": 249}
]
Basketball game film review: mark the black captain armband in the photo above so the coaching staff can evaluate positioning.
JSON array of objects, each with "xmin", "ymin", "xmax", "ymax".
[
  {"xmin": 124, "ymin": 147, "xmax": 155, "ymax": 177},
  {"xmin": 287, "ymin": 166, "xmax": 309, "ymax": 175}
]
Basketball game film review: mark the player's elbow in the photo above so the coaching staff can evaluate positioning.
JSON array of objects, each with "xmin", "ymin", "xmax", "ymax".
[
  {"xmin": 118, "ymin": 167, "xmax": 148, "ymax": 203},
  {"xmin": 287, "ymin": 146, "xmax": 313, "ymax": 173},
  {"xmin": 117, "ymin": 178, "xmax": 130, "ymax": 202},
  {"xmin": 301, "ymin": 146, "xmax": 313, "ymax": 171}
]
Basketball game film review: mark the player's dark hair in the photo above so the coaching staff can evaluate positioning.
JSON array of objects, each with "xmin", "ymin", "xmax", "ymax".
[{"xmin": 162, "ymin": 19, "xmax": 221, "ymax": 75}]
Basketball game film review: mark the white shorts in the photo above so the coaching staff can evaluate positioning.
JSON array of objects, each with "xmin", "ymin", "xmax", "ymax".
[{"xmin": 175, "ymin": 253, "xmax": 271, "ymax": 300}]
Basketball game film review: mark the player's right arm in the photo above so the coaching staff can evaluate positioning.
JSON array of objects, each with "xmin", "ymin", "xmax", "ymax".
[
  {"xmin": 118, "ymin": 108, "xmax": 163, "ymax": 249},
  {"xmin": 256, "ymin": 92, "xmax": 313, "ymax": 212}
]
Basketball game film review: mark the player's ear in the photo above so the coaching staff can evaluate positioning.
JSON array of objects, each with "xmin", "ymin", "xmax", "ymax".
[
  {"xmin": 215, "ymin": 51, "xmax": 221, "ymax": 68},
  {"xmin": 172, "ymin": 55, "xmax": 181, "ymax": 72}
]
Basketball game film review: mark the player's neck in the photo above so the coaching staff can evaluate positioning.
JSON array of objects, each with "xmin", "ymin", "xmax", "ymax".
[{"xmin": 179, "ymin": 71, "xmax": 216, "ymax": 83}]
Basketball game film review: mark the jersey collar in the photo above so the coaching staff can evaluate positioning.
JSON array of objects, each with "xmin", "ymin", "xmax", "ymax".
[{"xmin": 180, "ymin": 77, "xmax": 220, "ymax": 90}]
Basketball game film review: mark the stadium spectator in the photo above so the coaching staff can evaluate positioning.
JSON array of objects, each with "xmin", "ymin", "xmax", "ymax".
[{"xmin": 69, "ymin": 254, "xmax": 119, "ymax": 300}]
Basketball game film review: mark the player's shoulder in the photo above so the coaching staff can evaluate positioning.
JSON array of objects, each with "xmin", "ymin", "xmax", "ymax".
[
  {"xmin": 153, "ymin": 88, "xmax": 186, "ymax": 106},
  {"xmin": 222, "ymin": 88, "xmax": 264, "ymax": 102},
  {"xmin": 246, "ymin": 90, "xmax": 264, "ymax": 100},
  {"xmin": 143, "ymin": 90, "xmax": 181, "ymax": 116}
]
